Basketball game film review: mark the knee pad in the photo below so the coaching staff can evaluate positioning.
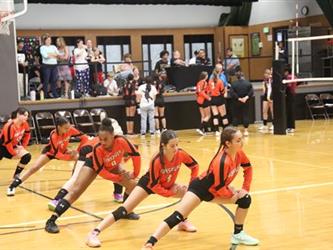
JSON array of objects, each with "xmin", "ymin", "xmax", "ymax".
[
  {"xmin": 164, "ymin": 211, "xmax": 184, "ymax": 229},
  {"xmin": 236, "ymin": 194, "xmax": 252, "ymax": 209},
  {"xmin": 154, "ymin": 116, "xmax": 159, "ymax": 120},
  {"xmin": 20, "ymin": 153, "xmax": 31, "ymax": 165},
  {"xmin": 112, "ymin": 206, "xmax": 128, "ymax": 221},
  {"xmin": 159, "ymin": 116, "xmax": 165, "ymax": 119},
  {"xmin": 126, "ymin": 116, "xmax": 134, "ymax": 122}
]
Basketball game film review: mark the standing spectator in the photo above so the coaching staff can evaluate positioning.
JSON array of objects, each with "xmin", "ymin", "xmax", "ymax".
[
  {"xmin": 258, "ymin": 69, "xmax": 273, "ymax": 131},
  {"xmin": 86, "ymin": 39, "xmax": 94, "ymax": 89},
  {"xmin": 154, "ymin": 50, "xmax": 170, "ymax": 74},
  {"xmin": 230, "ymin": 69, "xmax": 253, "ymax": 136},
  {"xmin": 284, "ymin": 67, "xmax": 297, "ymax": 133},
  {"xmin": 189, "ymin": 50, "xmax": 198, "ymax": 65},
  {"xmin": 74, "ymin": 39, "xmax": 90, "ymax": 96},
  {"xmin": 56, "ymin": 37, "xmax": 72, "ymax": 98},
  {"xmin": 195, "ymin": 71, "xmax": 211, "ymax": 136},
  {"xmin": 91, "ymin": 47, "xmax": 105, "ymax": 85},
  {"xmin": 170, "ymin": 50, "xmax": 186, "ymax": 67},
  {"xmin": 225, "ymin": 48, "xmax": 240, "ymax": 77},
  {"xmin": 17, "ymin": 40, "xmax": 28, "ymax": 97},
  {"xmin": 40, "ymin": 34, "xmax": 59, "ymax": 98},
  {"xmin": 103, "ymin": 72, "xmax": 119, "ymax": 96},
  {"xmin": 195, "ymin": 49, "xmax": 211, "ymax": 65},
  {"xmin": 137, "ymin": 76, "xmax": 157, "ymax": 136}
]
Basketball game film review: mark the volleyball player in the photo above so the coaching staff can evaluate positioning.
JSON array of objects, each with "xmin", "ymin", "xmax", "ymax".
[
  {"xmin": 141, "ymin": 127, "xmax": 259, "ymax": 249},
  {"xmin": 7, "ymin": 116, "xmax": 88, "ymax": 196},
  {"xmin": 154, "ymin": 73, "xmax": 167, "ymax": 134},
  {"xmin": 196, "ymin": 71, "xmax": 211, "ymax": 136},
  {"xmin": 45, "ymin": 118, "xmax": 141, "ymax": 233},
  {"xmin": 258, "ymin": 69, "xmax": 273, "ymax": 131},
  {"xmin": 123, "ymin": 74, "xmax": 137, "ymax": 136},
  {"xmin": 209, "ymin": 69, "xmax": 229, "ymax": 136},
  {"xmin": 86, "ymin": 129, "xmax": 199, "ymax": 247},
  {"xmin": 1, "ymin": 108, "xmax": 31, "ymax": 196}
]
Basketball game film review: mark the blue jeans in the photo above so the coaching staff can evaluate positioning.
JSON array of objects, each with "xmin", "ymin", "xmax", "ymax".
[
  {"xmin": 42, "ymin": 64, "xmax": 58, "ymax": 98},
  {"xmin": 140, "ymin": 104, "xmax": 155, "ymax": 134}
]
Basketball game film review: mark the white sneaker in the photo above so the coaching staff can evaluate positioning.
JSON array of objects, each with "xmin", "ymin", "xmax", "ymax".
[
  {"xmin": 231, "ymin": 231, "xmax": 259, "ymax": 246},
  {"xmin": 196, "ymin": 129, "xmax": 205, "ymax": 136},
  {"xmin": 286, "ymin": 128, "xmax": 295, "ymax": 133},
  {"xmin": 7, "ymin": 187, "xmax": 16, "ymax": 196},
  {"xmin": 269, "ymin": 125, "xmax": 274, "ymax": 131},
  {"xmin": 215, "ymin": 131, "xmax": 221, "ymax": 136},
  {"xmin": 258, "ymin": 125, "xmax": 268, "ymax": 131},
  {"xmin": 243, "ymin": 130, "xmax": 249, "ymax": 137},
  {"xmin": 155, "ymin": 130, "xmax": 161, "ymax": 135},
  {"xmin": 86, "ymin": 231, "xmax": 101, "ymax": 247}
]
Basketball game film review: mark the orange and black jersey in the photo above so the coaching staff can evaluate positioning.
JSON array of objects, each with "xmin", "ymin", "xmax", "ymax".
[
  {"xmin": 209, "ymin": 78, "xmax": 225, "ymax": 97},
  {"xmin": 196, "ymin": 80, "xmax": 211, "ymax": 105},
  {"xmin": 89, "ymin": 135, "xmax": 141, "ymax": 182},
  {"xmin": 146, "ymin": 149, "xmax": 199, "ymax": 197},
  {"xmin": 0, "ymin": 120, "xmax": 30, "ymax": 156},
  {"xmin": 43, "ymin": 126, "xmax": 88, "ymax": 161},
  {"xmin": 198, "ymin": 148, "xmax": 252, "ymax": 198}
]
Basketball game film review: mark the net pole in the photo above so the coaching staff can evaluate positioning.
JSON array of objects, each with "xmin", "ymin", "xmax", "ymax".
[
  {"xmin": 292, "ymin": 40, "xmax": 295, "ymax": 81},
  {"xmin": 295, "ymin": 0, "xmax": 299, "ymax": 75}
]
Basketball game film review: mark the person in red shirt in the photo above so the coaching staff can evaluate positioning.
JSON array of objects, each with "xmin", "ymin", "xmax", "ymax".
[
  {"xmin": 141, "ymin": 127, "xmax": 259, "ymax": 250},
  {"xmin": 196, "ymin": 71, "xmax": 211, "ymax": 135},
  {"xmin": 0, "ymin": 108, "xmax": 31, "ymax": 196},
  {"xmin": 45, "ymin": 118, "xmax": 141, "ymax": 234},
  {"xmin": 209, "ymin": 69, "xmax": 229, "ymax": 136},
  {"xmin": 7, "ymin": 116, "xmax": 88, "ymax": 196},
  {"xmin": 86, "ymin": 129, "xmax": 199, "ymax": 247}
]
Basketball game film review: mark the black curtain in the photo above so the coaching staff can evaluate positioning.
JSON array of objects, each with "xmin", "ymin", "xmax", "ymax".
[
  {"xmin": 218, "ymin": 2, "xmax": 252, "ymax": 26},
  {"xmin": 316, "ymin": 0, "xmax": 333, "ymax": 27}
]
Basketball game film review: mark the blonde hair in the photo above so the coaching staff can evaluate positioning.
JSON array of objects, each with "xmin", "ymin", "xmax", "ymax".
[{"xmin": 56, "ymin": 37, "xmax": 67, "ymax": 49}]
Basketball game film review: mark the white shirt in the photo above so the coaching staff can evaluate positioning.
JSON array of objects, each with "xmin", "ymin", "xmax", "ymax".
[
  {"xmin": 189, "ymin": 56, "xmax": 197, "ymax": 65},
  {"xmin": 74, "ymin": 48, "xmax": 89, "ymax": 71},
  {"xmin": 103, "ymin": 79, "xmax": 119, "ymax": 96},
  {"xmin": 138, "ymin": 84, "xmax": 157, "ymax": 108}
]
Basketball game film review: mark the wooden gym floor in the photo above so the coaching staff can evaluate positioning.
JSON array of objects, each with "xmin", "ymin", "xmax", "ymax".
[{"xmin": 1, "ymin": 120, "xmax": 333, "ymax": 250}]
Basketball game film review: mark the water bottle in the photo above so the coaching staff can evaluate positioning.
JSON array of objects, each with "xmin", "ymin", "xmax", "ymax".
[
  {"xmin": 70, "ymin": 90, "xmax": 75, "ymax": 99},
  {"xmin": 30, "ymin": 90, "xmax": 36, "ymax": 101},
  {"xmin": 40, "ymin": 90, "xmax": 44, "ymax": 100}
]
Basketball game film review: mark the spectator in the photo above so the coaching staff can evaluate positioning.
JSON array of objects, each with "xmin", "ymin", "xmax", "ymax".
[
  {"xmin": 137, "ymin": 76, "xmax": 157, "ymax": 136},
  {"xmin": 91, "ymin": 47, "xmax": 105, "ymax": 85},
  {"xmin": 170, "ymin": 50, "xmax": 186, "ymax": 67},
  {"xmin": 103, "ymin": 72, "xmax": 119, "ymax": 96},
  {"xmin": 154, "ymin": 50, "xmax": 170, "ymax": 74},
  {"xmin": 117, "ymin": 53, "xmax": 134, "ymax": 81},
  {"xmin": 195, "ymin": 49, "xmax": 211, "ymax": 65},
  {"xmin": 225, "ymin": 48, "xmax": 240, "ymax": 76},
  {"xmin": 17, "ymin": 40, "xmax": 28, "ymax": 97},
  {"xmin": 230, "ymin": 68, "xmax": 253, "ymax": 136},
  {"xmin": 278, "ymin": 42, "xmax": 288, "ymax": 62},
  {"xmin": 74, "ymin": 39, "xmax": 90, "ymax": 96},
  {"xmin": 56, "ymin": 37, "xmax": 72, "ymax": 98},
  {"xmin": 212, "ymin": 63, "xmax": 228, "ymax": 88},
  {"xmin": 189, "ymin": 50, "xmax": 199, "ymax": 65},
  {"xmin": 86, "ymin": 39, "xmax": 94, "ymax": 89},
  {"xmin": 40, "ymin": 34, "xmax": 59, "ymax": 98}
]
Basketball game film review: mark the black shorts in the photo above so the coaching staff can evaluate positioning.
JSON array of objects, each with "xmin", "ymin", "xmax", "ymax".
[
  {"xmin": 124, "ymin": 97, "xmax": 137, "ymax": 107},
  {"xmin": 198, "ymin": 99, "xmax": 211, "ymax": 108},
  {"xmin": 137, "ymin": 173, "xmax": 154, "ymax": 195},
  {"xmin": 0, "ymin": 145, "xmax": 14, "ymax": 160},
  {"xmin": 211, "ymin": 96, "xmax": 226, "ymax": 106},
  {"xmin": 155, "ymin": 95, "xmax": 165, "ymax": 108},
  {"xmin": 78, "ymin": 145, "xmax": 93, "ymax": 161},
  {"xmin": 188, "ymin": 177, "xmax": 214, "ymax": 202}
]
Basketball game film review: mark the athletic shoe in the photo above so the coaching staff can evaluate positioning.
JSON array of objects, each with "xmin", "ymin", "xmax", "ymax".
[
  {"xmin": 286, "ymin": 128, "xmax": 295, "ymax": 133},
  {"xmin": 243, "ymin": 130, "xmax": 249, "ymax": 137},
  {"xmin": 113, "ymin": 193, "xmax": 123, "ymax": 203},
  {"xmin": 231, "ymin": 231, "xmax": 259, "ymax": 246},
  {"xmin": 258, "ymin": 125, "xmax": 268, "ymax": 131},
  {"xmin": 86, "ymin": 231, "xmax": 101, "ymax": 248},
  {"xmin": 124, "ymin": 212, "xmax": 140, "ymax": 220},
  {"xmin": 196, "ymin": 129, "xmax": 205, "ymax": 136},
  {"xmin": 215, "ymin": 131, "xmax": 221, "ymax": 137},
  {"xmin": 48, "ymin": 200, "xmax": 59, "ymax": 211},
  {"xmin": 155, "ymin": 130, "xmax": 161, "ymax": 135},
  {"xmin": 141, "ymin": 244, "xmax": 154, "ymax": 250},
  {"xmin": 269, "ymin": 125, "xmax": 274, "ymax": 131},
  {"xmin": 45, "ymin": 219, "xmax": 59, "ymax": 233},
  {"xmin": 6, "ymin": 187, "xmax": 16, "ymax": 196},
  {"xmin": 177, "ymin": 220, "xmax": 197, "ymax": 232}
]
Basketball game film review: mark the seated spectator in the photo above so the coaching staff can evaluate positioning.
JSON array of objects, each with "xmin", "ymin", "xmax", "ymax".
[
  {"xmin": 154, "ymin": 50, "xmax": 170, "ymax": 73},
  {"xmin": 170, "ymin": 50, "xmax": 186, "ymax": 67},
  {"xmin": 117, "ymin": 53, "xmax": 134, "ymax": 80},
  {"xmin": 103, "ymin": 72, "xmax": 119, "ymax": 96},
  {"xmin": 195, "ymin": 49, "xmax": 211, "ymax": 65},
  {"xmin": 225, "ymin": 47, "xmax": 240, "ymax": 76}
]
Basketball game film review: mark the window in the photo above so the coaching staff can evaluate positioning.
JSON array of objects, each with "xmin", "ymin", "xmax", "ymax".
[
  {"xmin": 184, "ymin": 34, "xmax": 214, "ymax": 64},
  {"xmin": 142, "ymin": 35, "xmax": 173, "ymax": 76},
  {"xmin": 97, "ymin": 36, "xmax": 131, "ymax": 74}
]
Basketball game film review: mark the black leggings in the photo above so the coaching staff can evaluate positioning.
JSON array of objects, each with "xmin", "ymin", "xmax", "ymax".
[{"xmin": 232, "ymin": 100, "xmax": 250, "ymax": 128}]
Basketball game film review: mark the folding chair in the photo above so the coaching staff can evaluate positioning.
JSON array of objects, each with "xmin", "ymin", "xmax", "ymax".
[
  {"xmin": 28, "ymin": 115, "xmax": 39, "ymax": 144},
  {"xmin": 305, "ymin": 94, "xmax": 328, "ymax": 120},
  {"xmin": 54, "ymin": 111, "xmax": 75, "ymax": 125},
  {"xmin": 319, "ymin": 93, "xmax": 333, "ymax": 118},
  {"xmin": 90, "ymin": 108, "xmax": 107, "ymax": 131},
  {"xmin": 35, "ymin": 112, "xmax": 56, "ymax": 141},
  {"xmin": 73, "ymin": 109, "xmax": 96, "ymax": 136}
]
